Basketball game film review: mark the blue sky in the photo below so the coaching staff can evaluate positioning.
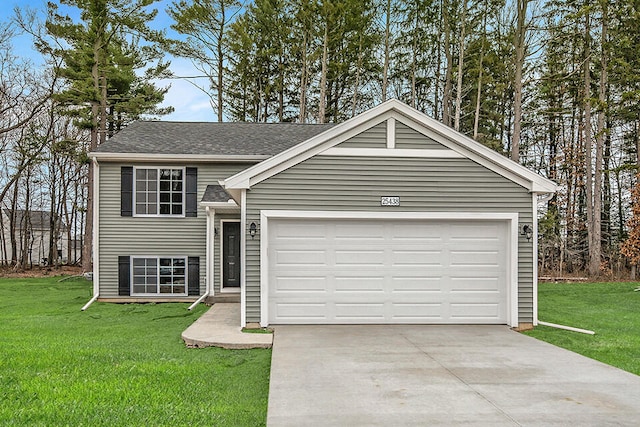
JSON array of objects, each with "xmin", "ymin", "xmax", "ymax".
[{"xmin": 0, "ymin": 0, "xmax": 214, "ymax": 122}]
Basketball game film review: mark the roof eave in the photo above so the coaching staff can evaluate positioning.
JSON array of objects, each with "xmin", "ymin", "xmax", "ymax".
[{"xmin": 90, "ymin": 152, "xmax": 269, "ymax": 163}]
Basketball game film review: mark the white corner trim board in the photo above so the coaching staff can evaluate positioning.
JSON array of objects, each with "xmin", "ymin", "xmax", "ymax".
[
  {"xmin": 386, "ymin": 117, "xmax": 396, "ymax": 148},
  {"xmin": 259, "ymin": 210, "xmax": 519, "ymax": 328}
]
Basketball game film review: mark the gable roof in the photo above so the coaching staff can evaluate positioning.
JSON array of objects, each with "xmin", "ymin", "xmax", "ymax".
[
  {"xmin": 91, "ymin": 121, "xmax": 335, "ymax": 161},
  {"xmin": 222, "ymin": 99, "xmax": 557, "ymax": 197},
  {"xmin": 2, "ymin": 209, "xmax": 67, "ymax": 231}
]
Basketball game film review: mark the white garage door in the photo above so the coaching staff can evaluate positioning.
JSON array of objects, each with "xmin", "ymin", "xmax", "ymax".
[{"xmin": 267, "ymin": 218, "xmax": 509, "ymax": 324}]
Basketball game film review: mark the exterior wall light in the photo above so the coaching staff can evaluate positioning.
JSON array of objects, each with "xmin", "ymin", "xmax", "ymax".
[
  {"xmin": 249, "ymin": 222, "xmax": 257, "ymax": 239},
  {"xmin": 521, "ymin": 224, "xmax": 533, "ymax": 241}
]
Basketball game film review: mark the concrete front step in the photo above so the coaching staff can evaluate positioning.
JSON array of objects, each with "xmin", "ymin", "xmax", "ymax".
[{"xmin": 205, "ymin": 293, "xmax": 240, "ymax": 304}]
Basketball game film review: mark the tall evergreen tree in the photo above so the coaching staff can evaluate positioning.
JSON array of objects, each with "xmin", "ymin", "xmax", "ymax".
[{"xmin": 44, "ymin": 0, "xmax": 169, "ymax": 272}]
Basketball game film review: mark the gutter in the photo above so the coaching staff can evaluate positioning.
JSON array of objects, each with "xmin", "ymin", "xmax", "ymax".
[
  {"xmin": 538, "ymin": 320, "xmax": 595, "ymax": 335},
  {"xmin": 188, "ymin": 206, "xmax": 211, "ymax": 311},
  {"xmin": 81, "ymin": 158, "xmax": 101, "ymax": 311},
  {"xmin": 81, "ymin": 293, "xmax": 99, "ymax": 311}
]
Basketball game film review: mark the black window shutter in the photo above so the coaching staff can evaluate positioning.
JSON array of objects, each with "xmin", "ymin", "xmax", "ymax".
[
  {"xmin": 118, "ymin": 256, "xmax": 131, "ymax": 296},
  {"xmin": 188, "ymin": 256, "xmax": 200, "ymax": 296},
  {"xmin": 121, "ymin": 167, "xmax": 133, "ymax": 217},
  {"xmin": 185, "ymin": 167, "xmax": 198, "ymax": 217}
]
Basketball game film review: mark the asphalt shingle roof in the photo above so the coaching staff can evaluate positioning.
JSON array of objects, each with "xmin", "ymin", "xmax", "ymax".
[
  {"xmin": 201, "ymin": 185, "xmax": 233, "ymax": 203},
  {"xmin": 93, "ymin": 121, "xmax": 336, "ymax": 156}
]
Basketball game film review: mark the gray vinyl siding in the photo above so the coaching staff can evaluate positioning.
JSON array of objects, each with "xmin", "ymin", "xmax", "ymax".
[
  {"xmin": 97, "ymin": 161, "xmax": 251, "ymax": 297},
  {"xmin": 245, "ymin": 156, "xmax": 534, "ymax": 324},
  {"xmin": 395, "ymin": 121, "xmax": 448, "ymax": 149},
  {"xmin": 339, "ymin": 122, "xmax": 386, "ymax": 148}
]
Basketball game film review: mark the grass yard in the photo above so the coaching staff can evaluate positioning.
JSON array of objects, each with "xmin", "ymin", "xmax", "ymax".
[
  {"xmin": 525, "ymin": 281, "xmax": 640, "ymax": 376},
  {"xmin": 0, "ymin": 276, "xmax": 271, "ymax": 426}
]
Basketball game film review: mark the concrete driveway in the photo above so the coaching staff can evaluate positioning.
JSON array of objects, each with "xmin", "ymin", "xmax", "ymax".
[{"xmin": 267, "ymin": 325, "xmax": 640, "ymax": 426}]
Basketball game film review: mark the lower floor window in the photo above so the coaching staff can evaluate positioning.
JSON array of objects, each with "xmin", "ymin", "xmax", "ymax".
[{"xmin": 132, "ymin": 257, "xmax": 186, "ymax": 295}]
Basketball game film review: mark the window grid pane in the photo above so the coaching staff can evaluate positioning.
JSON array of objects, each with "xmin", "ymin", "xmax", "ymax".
[
  {"xmin": 135, "ymin": 168, "xmax": 183, "ymax": 216},
  {"xmin": 132, "ymin": 257, "xmax": 186, "ymax": 295}
]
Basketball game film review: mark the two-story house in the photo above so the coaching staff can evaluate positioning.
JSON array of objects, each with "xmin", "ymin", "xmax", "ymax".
[{"xmin": 88, "ymin": 100, "xmax": 556, "ymax": 330}]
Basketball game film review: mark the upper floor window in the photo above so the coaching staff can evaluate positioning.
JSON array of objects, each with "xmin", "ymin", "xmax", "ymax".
[{"xmin": 135, "ymin": 168, "xmax": 184, "ymax": 216}]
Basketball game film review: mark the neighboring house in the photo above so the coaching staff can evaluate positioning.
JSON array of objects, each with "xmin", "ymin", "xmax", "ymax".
[
  {"xmin": 0, "ymin": 209, "xmax": 77, "ymax": 266},
  {"xmin": 89, "ymin": 100, "xmax": 556, "ymax": 330}
]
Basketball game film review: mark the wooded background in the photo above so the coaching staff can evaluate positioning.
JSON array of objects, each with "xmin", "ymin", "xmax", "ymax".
[{"xmin": 1, "ymin": 0, "xmax": 638, "ymax": 279}]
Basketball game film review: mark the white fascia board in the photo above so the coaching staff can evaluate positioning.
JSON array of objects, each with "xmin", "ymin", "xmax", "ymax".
[
  {"xmin": 90, "ymin": 152, "xmax": 268, "ymax": 163},
  {"xmin": 199, "ymin": 201, "xmax": 240, "ymax": 213},
  {"xmin": 319, "ymin": 147, "xmax": 464, "ymax": 158}
]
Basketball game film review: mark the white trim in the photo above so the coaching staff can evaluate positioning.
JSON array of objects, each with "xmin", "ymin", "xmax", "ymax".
[
  {"xmin": 259, "ymin": 210, "xmax": 519, "ymax": 328},
  {"xmin": 533, "ymin": 193, "xmax": 539, "ymax": 326},
  {"xmin": 132, "ymin": 166, "xmax": 186, "ymax": 218},
  {"xmin": 318, "ymin": 147, "xmax": 464, "ymax": 158},
  {"xmin": 91, "ymin": 152, "xmax": 268, "ymax": 163},
  {"xmin": 129, "ymin": 255, "xmax": 189, "ymax": 297},
  {"xmin": 92, "ymin": 158, "xmax": 100, "ymax": 297},
  {"xmin": 206, "ymin": 207, "xmax": 214, "ymax": 297},
  {"xmin": 223, "ymin": 99, "xmax": 557, "ymax": 194},
  {"xmin": 240, "ymin": 189, "xmax": 247, "ymax": 328},
  {"xmin": 199, "ymin": 201, "xmax": 239, "ymax": 211},
  {"xmin": 386, "ymin": 117, "xmax": 396, "ymax": 148},
  {"xmin": 219, "ymin": 219, "xmax": 241, "ymax": 293}
]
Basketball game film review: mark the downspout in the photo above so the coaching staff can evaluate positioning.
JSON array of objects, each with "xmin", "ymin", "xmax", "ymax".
[
  {"xmin": 82, "ymin": 158, "xmax": 100, "ymax": 311},
  {"xmin": 188, "ymin": 207, "xmax": 212, "ymax": 311}
]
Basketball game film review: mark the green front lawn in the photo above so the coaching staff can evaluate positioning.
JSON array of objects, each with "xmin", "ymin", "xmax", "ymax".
[
  {"xmin": 0, "ymin": 276, "xmax": 271, "ymax": 426},
  {"xmin": 525, "ymin": 281, "xmax": 640, "ymax": 376}
]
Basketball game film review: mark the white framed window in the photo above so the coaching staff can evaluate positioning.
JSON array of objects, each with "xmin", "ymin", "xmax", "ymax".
[
  {"xmin": 134, "ymin": 167, "xmax": 184, "ymax": 216},
  {"xmin": 131, "ymin": 256, "xmax": 187, "ymax": 295}
]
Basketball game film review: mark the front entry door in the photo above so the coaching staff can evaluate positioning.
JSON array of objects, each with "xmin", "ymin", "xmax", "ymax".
[{"xmin": 222, "ymin": 222, "xmax": 241, "ymax": 289}]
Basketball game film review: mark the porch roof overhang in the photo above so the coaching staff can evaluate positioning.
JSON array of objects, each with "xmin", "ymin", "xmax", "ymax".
[{"xmin": 200, "ymin": 184, "xmax": 240, "ymax": 212}]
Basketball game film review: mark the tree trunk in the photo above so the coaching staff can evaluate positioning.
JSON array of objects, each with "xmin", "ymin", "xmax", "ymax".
[
  {"xmin": 381, "ymin": 0, "xmax": 391, "ymax": 102},
  {"xmin": 583, "ymin": 9, "xmax": 596, "ymax": 276},
  {"xmin": 217, "ymin": 3, "xmax": 225, "ymax": 122},
  {"xmin": 589, "ymin": 1, "xmax": 607, "ymax": 276},
  {"xmin": 318, "ymin": 23, "xmax": 329, "ymax": 124},
  {"xmin": 511, "ymin": 0, "xmax": 527, "ymax": 163},
  {"xmin": 454, "ymin": 0, "xmax": 467, "ymax": 131},
  {"xmin": 299, "ymin": 29, "xmax": 308, "ymax": 123},
  {"xmin": 442, "ymin": 0, "xmax": 453, "ymax": 127},
  {"xmin": 473, "ymin": 7, "xmax": 487, "ymax": 140}
]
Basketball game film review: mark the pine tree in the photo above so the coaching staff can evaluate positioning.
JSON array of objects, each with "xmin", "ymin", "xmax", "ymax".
[{"xmin": 44, "ymin": 0, "xmax": 169, "ymax": 272}]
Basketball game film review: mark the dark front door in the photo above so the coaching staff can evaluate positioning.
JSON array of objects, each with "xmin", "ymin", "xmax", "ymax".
[{"xmin": 223, "ymin": 222, "xmax": 241, "ymax": 288}]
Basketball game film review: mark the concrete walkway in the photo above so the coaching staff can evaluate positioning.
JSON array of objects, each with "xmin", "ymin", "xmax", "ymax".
[
  {"xmin": 267, "ymin": 325, "xmax": 640, "ymax": 426},
  {"xmin": 181, "ymin": 303, "xmax": 272, "ymax": 349}
]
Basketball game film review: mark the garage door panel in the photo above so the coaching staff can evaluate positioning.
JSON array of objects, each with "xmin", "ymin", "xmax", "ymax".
[
  {"xmin": 391, "ymin": 276, "xmax": 443, "ymax": 292},
  {"xmin": 273, "ymin": 223, "xmax": 327, "ymax": 239},
  {"xmin": 273, "ymin": 302, "xmax": 328, "ymax": 321},
  {"xmin": 335, "ymin": 250, "xmax": 385, "ymax": 266},
  {"xmin": 334, "ymin": 224, "xmax": 385, "ymax": 240},
  {"xmin": 450, "ymin": 277, "xmax": 502, "ymax": 292},
  {"xmin": 391, "ymin": 250, "xmax": 443, "ymax": 266},
  {"xmin": 273, "ymin": 276, "xmax": 327, "ymax": 292},
  {"xmin": 391, "ymin": 303, "xmax": 443, "ymax": 321},
  {"xmin": 268, "ymin": 218, "xmax": 509, "ymax": 325},
  {"xmin": 450, "ymin": 303, "xmax": 503, "ymax": 321},
  {"xmin": 334, "ymin": 303, "xmax": 385, "ymax": 320},
  {"xmin": 449, "ymin": 250, "xmax": 502, "ymax": 266},
  {"xmin": 334, "ymin": 276, "xmax": 385, "ymax": 292},
  {"xmin": 275, "ymin": 249, "xmax": 327, "ymax": 266}
]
